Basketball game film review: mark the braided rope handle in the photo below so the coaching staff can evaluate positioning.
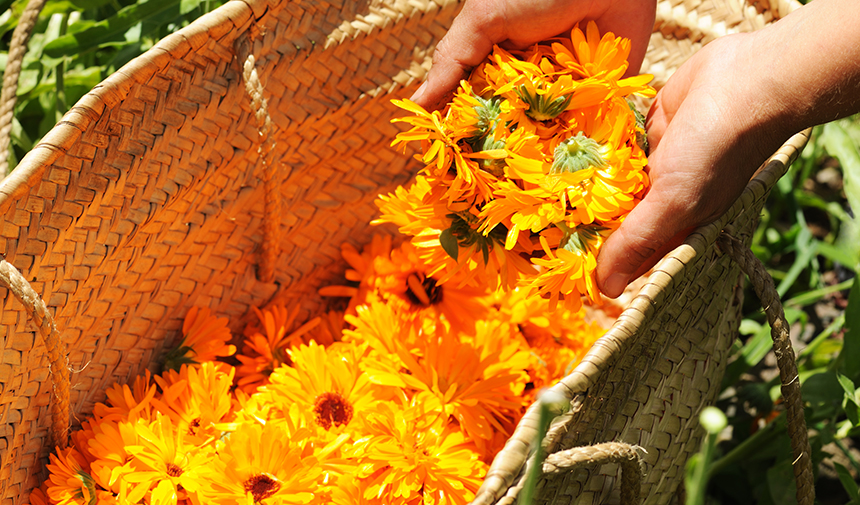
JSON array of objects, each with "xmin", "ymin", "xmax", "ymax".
[
  {"xmin": 0, "ymin": 0, "xmax": 48, "ymax": 178},
  {"xmin": 542, "ymin": 442, "xmax": 643, "ymax": 505},
  {"xmin": 235, "ymin": 33, "xmax": 282, "ymax": 283},
  {"xmin": 0, "ymin": 259, "xmax": 69, "ymax": 449},
  {"xmin": 716, "ymin": 231, "xmax": 815, "ymax": 505}
]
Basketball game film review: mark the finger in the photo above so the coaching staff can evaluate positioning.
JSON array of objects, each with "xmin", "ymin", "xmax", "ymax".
[
  {"xmin": 410, "ymin": 2, "xmax": 502, "ymax": 110},
  {"xmin": 596, "ymin": 183, "xmax": 693, "ymax": 298},
  {"xmin": 594, "ymin": 0, "xmax": 657, "ymax": 76}
]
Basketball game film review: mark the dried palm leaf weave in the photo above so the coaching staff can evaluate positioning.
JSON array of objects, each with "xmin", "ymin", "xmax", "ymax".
[{"xmin": 0, "ymin": 0, "xmax": 803, "ymax": 503}]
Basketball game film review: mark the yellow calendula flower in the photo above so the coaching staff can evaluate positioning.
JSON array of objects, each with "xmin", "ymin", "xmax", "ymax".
[
  {"xmin": 362, "ymin": 319, "xmax": 528, "ymax": 444},
  {"xmin": 198, "ymin": 418, "xmax": 325, "ymax": 505},
  {"xmin": 150, "ymin": 362, "xmax": 236, "ymax": 445},
  {"xmin": 350, "ymin": 400, "xmax": 487, "ymax": 505},
  {"xmin": 122, "ymin": 414, "xmax": 213, "ymax": 505},
  {"xmin": 257, "ymin": 341, "xmax": 392, "ymax": 436}
]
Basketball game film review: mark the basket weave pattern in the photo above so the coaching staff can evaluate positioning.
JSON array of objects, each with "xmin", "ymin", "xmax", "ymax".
[{"xmin": 0, "ymin": 0, "xmax": 801, "ymax": 503}]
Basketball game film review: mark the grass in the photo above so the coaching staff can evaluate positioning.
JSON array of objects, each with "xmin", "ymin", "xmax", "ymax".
[{"xmin": 1, "ymin": 0, "xmax": 859, "ymax": 504}]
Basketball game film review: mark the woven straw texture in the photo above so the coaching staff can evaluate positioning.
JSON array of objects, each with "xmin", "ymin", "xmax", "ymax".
[{"xmin": 0, "ymin": 0, "xmax": 801, "ymax": 503}]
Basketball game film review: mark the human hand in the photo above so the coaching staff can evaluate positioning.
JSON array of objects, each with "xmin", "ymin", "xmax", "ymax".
[
  {"xmin": 595, "ymin": 32, "xmax": 797, "ymax": 298},
  {"xmin": 410, "ymin": 0, "xmax": 657, "ymax": 111}
]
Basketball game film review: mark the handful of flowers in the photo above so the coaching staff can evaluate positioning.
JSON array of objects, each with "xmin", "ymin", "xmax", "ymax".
[{"xmin": 377, "ymin": 22, "xmax": 655, "ymax": 311}]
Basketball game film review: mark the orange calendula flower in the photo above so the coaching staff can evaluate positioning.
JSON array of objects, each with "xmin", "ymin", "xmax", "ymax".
[
  {"xmin": 162, "ymin": 306, "xmax": 236, "ymax": 371},
  {"xmin": 528, "ymin": 222, "xmax": 618, "ymax": 312},
  {"xmin": 552, "ymin": 21, "xmax": 656, "ymax": 98},
  {"xmin": 318, "ymin": 234, "xmax": 394, "ymax": 315},
  {"xmin": 235, "ymin": 304, "xmax": 321, "ymax": 393},
  {"xmin": 45, "ymin": 447, "xmax": 97, "ymax": 505},
  {"xmin": 92, "ymin": 371, "xmax": 157, "ymax": 423}
]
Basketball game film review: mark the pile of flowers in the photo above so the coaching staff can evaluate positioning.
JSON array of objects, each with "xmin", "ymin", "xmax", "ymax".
[
  {"xmin": 33, "ymin": 23, "xmax": 651, "ymax": 505},
  {"xmin": 32, "ymin": 236, "xmax": 608, "ymax": 505},
  {"xmin": 377, "ymin": 21, "xmax": 654, "ymax": 311}
]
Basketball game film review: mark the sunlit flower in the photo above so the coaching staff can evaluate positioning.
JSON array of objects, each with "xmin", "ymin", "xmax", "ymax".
[
  {"xmin": 198, "ymin": 419, "xmax": 324, "ymax": 504},
  {"xmin": 151, "ymin": 362, "xmax": 236, "ymax": 445},
  {"xmin": 351, "ymin": 400, "xmax": 487, "ymax": 505},
  {"xmin": 552, "ymin": 21, "xmax": 656, "ymax": 98},
  {"xmin": 528, "ymin": 222, "xmax": 617, "ymax": 312},
  {"xmin": 122, "ymin": 414, "xmax": 213, "ymax": 504},
  {"xmin": 256, "ymin": 341, "xmax": 392, "ymax": 437}
]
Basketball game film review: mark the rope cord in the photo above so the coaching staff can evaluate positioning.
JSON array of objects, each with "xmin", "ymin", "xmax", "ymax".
[
  {"xmin": 0, "ymin": 0, "xmax": 49, "ymax": 178},
  {"xmin": 236, "ymin": 34, "xmax": 281, "ymax": 283},
  {"xmin": 0, "ymin": 259, "xmax": 69, "ymax": 449},
  {"xmin": 717, "ymin": 231, "xmax": 815, "ymax": 505}
]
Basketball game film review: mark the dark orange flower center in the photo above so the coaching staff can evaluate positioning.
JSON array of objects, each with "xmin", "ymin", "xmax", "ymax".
[
  {"xmin": 243, "ymin": 473, "xmax": 281, "ymax": 502},
  {"xmin": 188, "ymin": 417, "xmax": 202, "ymax": 436},
  {"xmin": 166, "ymin": 463, "xmax": 184, "ymax": 477},
  {"xmin": 405, "ymin": 273, "xmax": 443, "ymax": 307},
  {"xmin": 313, "ymin": 391, "xmax": 353, "ymax": 430}
]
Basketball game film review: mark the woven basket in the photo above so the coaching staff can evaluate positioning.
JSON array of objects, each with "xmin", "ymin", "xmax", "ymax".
[{"xmin": 0, "ymin": 0, "xmax": 806, "ymax": 503}]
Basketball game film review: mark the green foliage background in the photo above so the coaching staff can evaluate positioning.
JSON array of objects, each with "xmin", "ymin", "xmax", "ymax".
[{"xmin": 1, "ymin": 0, "xmax": 858, "ymax": 503}]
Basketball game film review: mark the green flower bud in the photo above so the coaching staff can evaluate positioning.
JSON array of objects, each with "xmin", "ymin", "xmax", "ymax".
[{"xmin": 551, "ymin": 132, "xmax": 608, "ymax": 174}]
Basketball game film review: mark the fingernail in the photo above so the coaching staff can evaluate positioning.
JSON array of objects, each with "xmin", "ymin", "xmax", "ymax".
[
  {"xmin": 604, "ymin": 273, "xmax": 628, "ymax": 299},
  {"xmin": 410, "ymin": 81, "xmax": 428, "ymax": 103}
]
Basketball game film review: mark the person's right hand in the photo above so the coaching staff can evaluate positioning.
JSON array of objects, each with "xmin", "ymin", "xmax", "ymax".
[{"xmin": 410, "ymin": 0, "xmax": 657, "ymax": 111}]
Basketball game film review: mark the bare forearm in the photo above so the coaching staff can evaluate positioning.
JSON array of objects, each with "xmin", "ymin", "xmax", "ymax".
[{"xmin": 758, "ymin": 0, "xmax": 860, "ymax": 137}]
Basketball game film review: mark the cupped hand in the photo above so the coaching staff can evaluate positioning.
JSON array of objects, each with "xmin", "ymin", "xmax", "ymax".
[
  {"xmin": 411, "ymin": 0, "xmax": 657, "ymax": 111},
  {"xmin": 595, "ymin": 32, "xmax": 797, "ymax": 298}
]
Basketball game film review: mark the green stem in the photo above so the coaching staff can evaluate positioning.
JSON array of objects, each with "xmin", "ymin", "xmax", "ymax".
[
  {"xmin": 55, "ymin": 12, "xmax": 70, "ymax": 122},
  {"xmin": 707, "ymin": 415, "xmax": 786, "ymax": 479}
]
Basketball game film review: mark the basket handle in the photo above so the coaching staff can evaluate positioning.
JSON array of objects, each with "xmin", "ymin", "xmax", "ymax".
[
  {"xmin": 235, "ymin": 33, "xmax": 282, "ymax": 283},
  {"xmin": 0, "ymin": 258, "xmax": 70, "ymax": 449},
  {"xmin": 542, "ymin": 442, "xmax": 643, "ymax": 505},
  {"xmin": 716, "ymin": 231, "xmax": 815, "ymax": 505}
]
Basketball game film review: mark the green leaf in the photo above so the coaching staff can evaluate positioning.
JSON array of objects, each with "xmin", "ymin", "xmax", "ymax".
[
  {"xmin": 838, "ymin": 373, "xmax": 858, "ymax": 400},
  {"xmin": 439, "ymin": 228, "xmax": 458, "ymax": 261},
  {"xmin": 723, "ymin": 308, "xmax": 804, "ymax": 389},
  {"xmin": 766, "ymin": 459, "xmax": 798, "ymax": 505},
  {"xmin": 840, "ymin": 275, "xmax": 860, "ymax": 383},
  {"xmin": 776, "ymin": 228, "xmax": 817, "ymax": 297},
  {"xmin": 180, "ymin": 0, "xmax": 201, "ymax": 15},
  {"xmin": 816, "ymin": 241, "xmax": 858, "ymax": 272},
  {"xmin": 43, "ymin": 0, "xmax": 182, "ymax": 58},
  {"xmin": 802, "ymin": 372, "xmax": 844, "ymax": 421},
  {"xmin": 834, "ymin": 461, "xmax": 860, "ymax": 501},
  {"xmin": 67, "ymin": 0, "xmax": 117, "ymax": 11},
  {"xmin": 823, "ymin": 121, "xmax": 860, "ymax": 229}
]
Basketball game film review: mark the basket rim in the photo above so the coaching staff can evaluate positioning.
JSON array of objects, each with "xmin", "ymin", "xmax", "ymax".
[{"xmin": 0, "ymin": 0, "xmax": 258, "ymax": 216}]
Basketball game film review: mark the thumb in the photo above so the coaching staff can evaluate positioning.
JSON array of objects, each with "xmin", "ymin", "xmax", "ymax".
[
  {"xmin": 410, "ymin": 3, "xmax": 500, "ymax": 110},
  {"xmin": 596, "ymin": 186, "xmax": 695, "ymax": 298}
]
